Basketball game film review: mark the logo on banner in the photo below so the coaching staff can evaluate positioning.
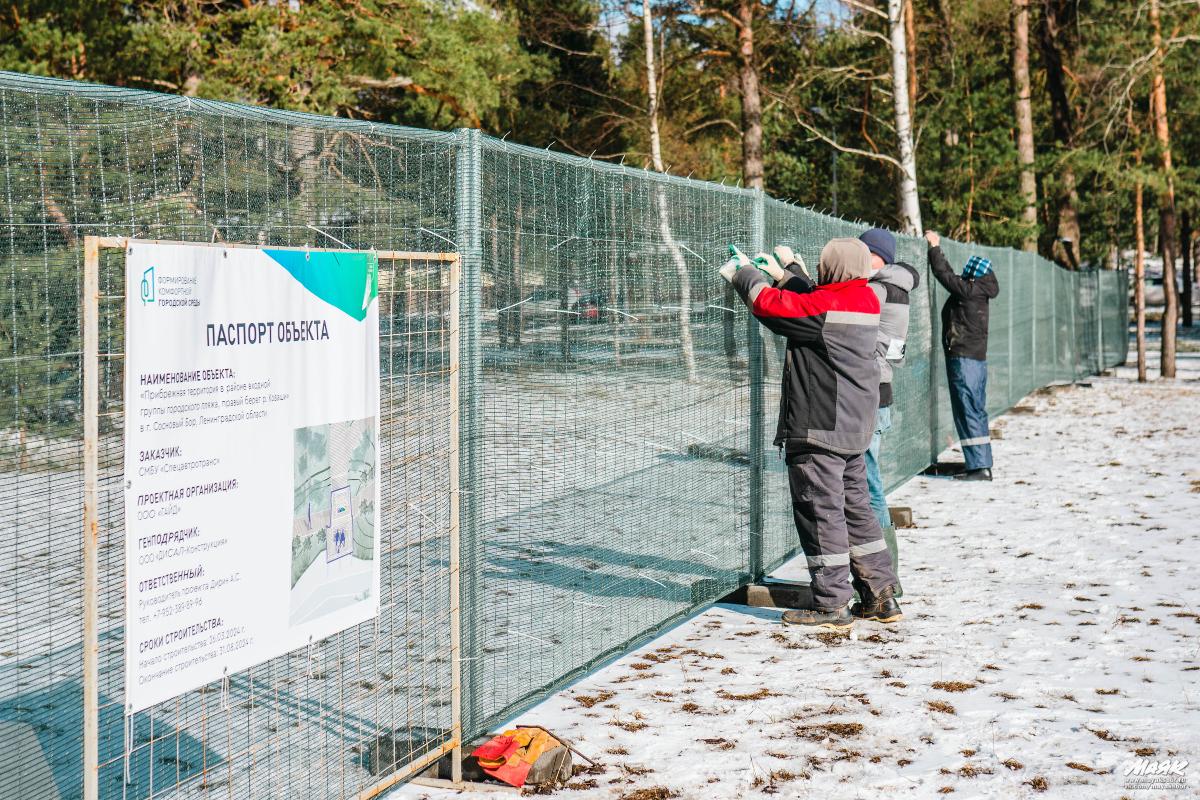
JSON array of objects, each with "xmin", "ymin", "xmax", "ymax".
[{"xmin": 140, "ymin": 267, "xmax": 156, "ymax": 305}]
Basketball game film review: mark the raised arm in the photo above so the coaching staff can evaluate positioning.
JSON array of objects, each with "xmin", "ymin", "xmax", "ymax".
[
  {"xmin": 928, "ymin": 243, "xmax": 972, "ymax": 298},
  {"xmin": 728, "ymin": 266, "xmax": 832, "ymax": 343}
]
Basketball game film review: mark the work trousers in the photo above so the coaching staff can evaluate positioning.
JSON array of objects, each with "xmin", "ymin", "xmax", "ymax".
[
  {"xmin": 786, "ymin": 446, "xmax": 899, "ymax": 610},
  {"xmin": 946, "ymin": 356, "xmax": 993, "ymax": 471},
  {"xmin": 863, "ymin": 404, "xmax": 893, "ymax": 532}
]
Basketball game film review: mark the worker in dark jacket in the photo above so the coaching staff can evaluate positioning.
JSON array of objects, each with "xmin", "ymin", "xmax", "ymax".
[
  {"xmin": 926, "ymin": 231, "xmax": 1000, "ymax": 481},
  {"xmin": 721, "ymin": 239, "xmax": 902, "ymax": 628},
  {"xmin": 859, "ymin": 229, "xmax": 919, "ymax": 594}
]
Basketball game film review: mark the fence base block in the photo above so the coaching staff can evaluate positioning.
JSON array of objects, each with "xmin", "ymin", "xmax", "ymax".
[
  {"xmin": 722, "ymin": 581, "xmax": 814, "ymax": 610},
  {"xmin": 411, "ymin": 776, "xmax": 521, "ymax": 795},
  {"xmin": 889, "ymin": 506, "xmax": 915, "ymax": 529}
]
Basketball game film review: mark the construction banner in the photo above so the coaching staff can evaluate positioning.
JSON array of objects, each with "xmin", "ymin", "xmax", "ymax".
[{"xmin": 123, "ymin": 241, "xmax": 381, "ymax": 713}]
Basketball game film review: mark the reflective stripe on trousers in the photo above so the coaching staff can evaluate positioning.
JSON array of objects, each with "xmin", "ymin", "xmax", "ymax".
[
  {"xmin": 786, "ymin": 446, "xmax": 899, "ymax": 610},
  {"xmin": 946, "ymin": 356, "xmax": 993, "ymax": 470}
]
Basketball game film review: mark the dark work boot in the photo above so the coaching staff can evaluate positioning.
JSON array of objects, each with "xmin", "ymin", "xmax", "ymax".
[
  {"xmin": 851, "ymin": 585, "xmax": 903, "ymax": 623},
  {"xmin": 954, "ymin": 467, "xmax": 992, "ymax": 482},
  {"xmin": 781, "ymin": 605, "xmax": 853, "ymax": 630}
]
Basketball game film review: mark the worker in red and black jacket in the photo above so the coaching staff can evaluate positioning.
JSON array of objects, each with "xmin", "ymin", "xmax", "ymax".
[{"xmin": 721, "ymin": 238, "xmax": 902, "ymax": 629}]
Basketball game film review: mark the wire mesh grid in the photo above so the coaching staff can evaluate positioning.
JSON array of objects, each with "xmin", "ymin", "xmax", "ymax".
[
  {"xmin": 463, "ymin": 140, "xmax": 758, "ymax": 735},
  {"xmin": 0, "ymin": 70, "xmax": 1130, "ymax": 800},
  {"xmin": 80, "ymin": 246, "xmax": 458, "ymax": 800}
]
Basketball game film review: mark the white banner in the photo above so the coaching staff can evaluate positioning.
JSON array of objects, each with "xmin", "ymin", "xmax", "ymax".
[{"xmin": 123, "ymin": 241, "xmax": 381, "ymax": 713}]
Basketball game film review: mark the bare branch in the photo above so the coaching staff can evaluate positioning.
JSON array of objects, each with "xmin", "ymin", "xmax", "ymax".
[{"xmin": 788, "ymin": 107, "xmax": 904, "ymax": 169}]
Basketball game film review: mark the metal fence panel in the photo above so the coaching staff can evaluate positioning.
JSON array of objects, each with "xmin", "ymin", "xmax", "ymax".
[{"xmin": 0, "ymin": 71, "xmax": 1130, "ymax": 800}]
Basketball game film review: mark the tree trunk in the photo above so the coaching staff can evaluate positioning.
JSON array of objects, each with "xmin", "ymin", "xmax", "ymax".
[
  {"xmin": 1012, "ymin": 0, "xmax": 1038, "ymax": 251},
  {"xmin": 1182, "ymin": 209, "xmax": 1193, "ymax": 327},
  {"xmin": 888, "ymin": 0, "xmax": 923, "ymax": 234},
  {"xmin": 736, "ymin": 0, "xmax": 764, "ymax": 190},
  {"xmin": 1150, "ymin": 0, "xmax": 1177, "ymax": 377},
  {"xmin": 608, "ymin": 193, "xmax": 623, "ymax": 365},
  {"xmin": 642, "ymin": 0, "xmax": 697, "ymax": 382},
  {"xmin": 904, "ymin": 0, "xmax": 918, "ymax": 111},
  {"xmin": 1037, "ymin": 0, "xmax": 1081, "ymax": 267},
  {"xmin": 1135, "ymin": 157, "xmax": 1147, "ymax": 383}
]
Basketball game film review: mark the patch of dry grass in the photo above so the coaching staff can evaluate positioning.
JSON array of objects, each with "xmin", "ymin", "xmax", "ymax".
[
  {"xmin": 926, "ymin": 700, "xmax": 957, "ymax": 715},
  {"xmin": 612, "ymin": 712, "xmax": 648, "ymax": 732},
  {"xmin": 796, "ymin": 722, "xmax": 864, "ymax": 740},
  {"xmin": 619, "ymin": 788, "xmax": 676, "ymax": 800},
  {"xmin": 699, "ymin": 737, "xmax": 735, "ymax": 751},
  {"xmin": 716, "ymin": 687, "xmax": 777, "ymax": 701},
  {"xmin": 574, "ymin": 690, "xmax": 614, "ymax": 708},
  {"xmin": 931, "ymin": 681, "xmax": 975, "ymax": 692}
]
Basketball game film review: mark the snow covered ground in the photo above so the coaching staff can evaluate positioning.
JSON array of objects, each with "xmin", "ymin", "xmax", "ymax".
[{"xmin": 392, "ymin": 335, "xmax": 1200, "ymax": 800}]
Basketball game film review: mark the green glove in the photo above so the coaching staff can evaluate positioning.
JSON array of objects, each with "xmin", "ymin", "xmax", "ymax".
[
  {"xmin": 720, "ymin": 245, "xmax": 753, "ymax": 283},
  {"xmin": 753, "ymin": 251, "xmax": 787, "ymax": 283}
]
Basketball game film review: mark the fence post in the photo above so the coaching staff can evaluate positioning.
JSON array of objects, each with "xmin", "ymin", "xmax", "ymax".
[
  {"xmin": 82, "ymin": 236, "xmax": 100, "ymax": 800},
  {"xmin": 453, "ymin": 128, "xmax": 483, "ymax": 775},
  {"xmin": 927, "ymin": 251, "xmax": 941, "ymax": 464},
  {"xmin": 1052, "ymin": 263, "xmax": 1059, "ymax": 378},
  {"xmin": 747, "ymin": 189, "xmax": 765, "ymax": 582},
  {"xmin": 1030, "ymin": 260, "xmax": 1038, "ymax": 389},
  {"xmin": 1095, "ymin": 270, "xmax": 1104, "ymax": 374},
  {"xmin": 1007, "ymin": 252, "xmax": 1015, "ymax": 407}
]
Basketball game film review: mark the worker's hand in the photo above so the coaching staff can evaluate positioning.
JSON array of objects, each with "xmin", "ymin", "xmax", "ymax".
[
  {"xmin": 924, "ymin": 231, "xmax": 941, "ymax": 248},
  {"xmin": 772, "ymin": 244, "xmax": 810, "ymax": 279},
  {"xmin": 753, "ymin": 251, "xmax": 787, "ymax": 283},
  {"xmin": 720, "ymin": 245, "xmax": 753, "ymax": 283}
]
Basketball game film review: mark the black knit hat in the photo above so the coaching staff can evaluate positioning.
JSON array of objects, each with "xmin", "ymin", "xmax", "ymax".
[{"xmin": 858, "ymin": 228, "xmax": 896, "ymax": 265}]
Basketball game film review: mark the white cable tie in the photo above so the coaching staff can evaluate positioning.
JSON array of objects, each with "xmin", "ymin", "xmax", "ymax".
[
  {"xmin": 305, "ymin": 224, "xmax": 352, "ymax": 249},
  {"xmin": 549, "ymin": 236, "xmax": 578, "ymax": 251},
  {"xmin": 680, "ymin": 244, "xmax": 707, "ymax": 263},
  {"xmin": 603, "ymin": 307, "xmax": 639, "ymax": 320},
  {"xmin": 509, "ymin": 629, "xmax": 555, "ymax": 647},
  {"xmin": 707, "ymin": 304, "xmax": 737, "ymax": 313},
  {"xmin": 419, "ymin": 227, "xmax": 458, "ymax": 248},
  {"xmin": 497, "ymin": 296, "xmax": 533, "ymax": 313},
  {"xmin": 407, "ymin": 501, "xmax": 438, "ymax": 526}
]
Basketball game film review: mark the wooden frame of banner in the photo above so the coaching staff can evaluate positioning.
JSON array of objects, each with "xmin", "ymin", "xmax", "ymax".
[{"xmin": 81, "ymin": 237, "xmax": 463, "ymax": 800}]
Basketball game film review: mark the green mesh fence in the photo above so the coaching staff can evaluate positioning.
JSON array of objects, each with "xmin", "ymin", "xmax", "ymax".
[{"xmin": 0, "ymin": 71, "xmax": 1127, "ymax": 800}]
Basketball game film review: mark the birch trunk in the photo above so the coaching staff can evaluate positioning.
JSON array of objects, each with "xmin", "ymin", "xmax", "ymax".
[
  {"xmin": 1012, "ymin": 0, "xmax": 1038, "ymax": 251},
  {"xmin": 643, "ymin": 0, "xmax": 697, "ymax": 382},
  {"xmin": 888, "ymin": 0, "xmax": 923, "ymax": 234}
]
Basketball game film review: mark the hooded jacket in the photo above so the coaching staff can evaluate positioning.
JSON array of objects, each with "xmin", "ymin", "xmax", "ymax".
[
  {"xmin": 731, "ymin": 239, "xmax": 881, "ymax": 455},
  {"xmin": 869, "ymin": 262, "xmax": 921, "ymax": 407},
  {"xmin": 929, "ymin": 245, "xmax": 1000, "ymax": 360}
]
